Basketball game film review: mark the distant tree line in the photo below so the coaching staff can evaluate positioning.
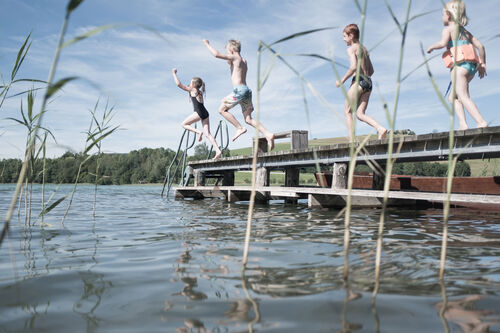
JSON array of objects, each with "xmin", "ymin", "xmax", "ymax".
[
  {"xmin": 1, "ymin": 146, "xmax": 470, "ymax": 184},
  {"xmin": 0, "ymin": 144, "xmax": 224, "ymax": 185}
]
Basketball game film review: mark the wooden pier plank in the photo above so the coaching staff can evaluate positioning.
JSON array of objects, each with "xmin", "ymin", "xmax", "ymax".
[{"xmin": 174, "ymin": 186, "xmax": 500, "ymax": 205}]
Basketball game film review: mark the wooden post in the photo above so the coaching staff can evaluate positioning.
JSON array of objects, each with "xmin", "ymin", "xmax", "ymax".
[
  {"xmin": 372, "ymin": 170, "xmax": 384, "ymax": 190},
  {"xmin": 194, "ymin": 170, "xmax": 206, "ymax": 187},
  {"xmin": 291, "ymin": 130, "xmax": 308, "ymax": 149},
  {"xmin": 253, "ymin": 138, "xmax": 268, "ymax": 154},
  {"xmin": 285, "ymin": 167, "xmax": 300, "ymax": 204},
  {"xmin": 308, "ymin": 193, "xmax": 346, "ymax": 208},
  {"xmin": 227, "ymin": 189, "xmax": 240, "ymax": 203},
  {"xmin": 256, "ymin": 167, "xmax": 269, "ymax": 187},
  {"xmin": 332, "ymin": 163, "xmax": 347, "ymax": 189},
  {"xmin": 222, "ymin": 171, "xmax": 235, "ymax": 186}
]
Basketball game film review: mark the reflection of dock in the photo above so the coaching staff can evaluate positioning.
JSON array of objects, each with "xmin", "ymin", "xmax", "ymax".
[{"xmin": 175, "ymin": 127, "xmax": 500, "ymax": 209}]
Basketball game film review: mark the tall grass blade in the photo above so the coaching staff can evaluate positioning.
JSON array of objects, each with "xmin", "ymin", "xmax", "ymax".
[
  {"xmin": 45, "ymin": 76, "xmax": 78, "ymax": 100},
  {"xmin": 373, "ymin": 0, "xmax": 413, "ymax": 302},
  {"xmin": 384, "ymin": 0, "xmax": 403, "ymax": 35},
  {"xmin": 62, "ymin": 24, "xmax": 122, "ymax": 48},
  {"xmin": 269, "ymin": 27, "xmax": 336, "ymax": 46},
  {"xmin": 1, "ymin": 0, "xmax": 74, "ymax": 247},
  {"xmin": 11, "ymin": 33, "xmax": 32, "ymax": 81},
  {"xmin": 84, "ymin": 125, "xmax": 119, "ymax": 154},
  {"xmin": 40, "ymin": 195, "xmax": 68, "ymax": 217},
  {"xmin": 67, "ymin": 0, "xmax": 84, "ymax": 13}
]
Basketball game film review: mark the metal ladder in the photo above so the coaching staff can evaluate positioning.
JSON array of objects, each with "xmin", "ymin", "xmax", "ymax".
[{"xmin": 161, "ymin": 121, "xmax": 229, "ymax": 197}]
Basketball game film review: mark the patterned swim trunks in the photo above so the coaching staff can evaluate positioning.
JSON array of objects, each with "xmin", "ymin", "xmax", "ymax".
[{"xmin": 222, "ymin": 85, "xmax": 253, "ymax": 112}]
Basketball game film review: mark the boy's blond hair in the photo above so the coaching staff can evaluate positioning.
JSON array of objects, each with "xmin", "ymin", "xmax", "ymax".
[
  {"xmin": 444, "ymin": 0, "xmax": 468, "ymax": 26},
  {"xmin": 227, "ymin": 39, "xmax": 241, "ymax": 52}
]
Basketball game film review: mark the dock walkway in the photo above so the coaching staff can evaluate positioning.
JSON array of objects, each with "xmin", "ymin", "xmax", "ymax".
[{"xmin": 174, "ymin": 127, "xmax": 500, "ymax": 209}]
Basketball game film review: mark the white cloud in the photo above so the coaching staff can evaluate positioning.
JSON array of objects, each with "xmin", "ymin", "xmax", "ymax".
[{"xmin": 1, "ymin": 0, "xmax": 499, "ymax": 159}]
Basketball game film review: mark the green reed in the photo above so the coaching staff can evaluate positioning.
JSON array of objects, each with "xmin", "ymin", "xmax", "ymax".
[
  {"xmin": 372, "ymin": 0, "xmax": 413, "ymax": 301},
  {"xmin": 243, "ymin": 28, "xmax": 339, "ymax": 266},
  {"xmin": 1, "ymin": 0, "xmax": 79, "ymax": 245},
  {"xmin": 6, "ymin": 90, "xmax": 56, "ymax": 226},
  {"xmin": 61, "ymin": 98, "xmax": 119, "ymax": 224}
]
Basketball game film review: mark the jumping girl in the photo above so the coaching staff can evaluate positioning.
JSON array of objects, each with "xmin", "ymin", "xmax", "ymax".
[
  {"xmin": 427, "ymin": 0, "xmax": 488, "ymax": 130},
  {"xmin": 172, "ymin": 68, "xmax": 222, "ymax": 159}
]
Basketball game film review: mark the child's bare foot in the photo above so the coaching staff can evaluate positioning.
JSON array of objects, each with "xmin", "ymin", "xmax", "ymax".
[
  {"xmin": 477, "ymin": 122, "xmax": 488, "ymax": 128},
  {"xmin": 212, "ymin": 151, "xmax": 222, "ymax": 160},
  {"xmin": 232, "ymin": 127, "xmax": 247, "ymax": 141},
  {"xmin": 458, "ymin": 125, "xmax": 469, "ymax": 130},
  {"xmin": 267, "ymin": 134, "xmax": 275, "ymax": 151},
  {"xmin": 198, "ymin": 132, "xmax": 203, "ymax": 142},
  {"xmin": 378, "ymin": 128, "xmax": 387, "ymax": 140}
]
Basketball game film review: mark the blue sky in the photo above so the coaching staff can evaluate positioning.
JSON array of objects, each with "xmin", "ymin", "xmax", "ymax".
[{"xmin": 1, "ymin": 0, "xmax": 499, "ymax": 159}]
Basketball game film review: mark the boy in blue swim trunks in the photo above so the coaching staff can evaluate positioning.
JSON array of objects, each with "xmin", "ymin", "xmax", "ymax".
[{"xmin": 203, "ymin": 39, "xmax": 275, "ymax": 150}]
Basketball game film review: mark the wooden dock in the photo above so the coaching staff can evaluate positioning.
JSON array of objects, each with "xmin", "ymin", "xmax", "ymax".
[
  {"xmin": 174, "ymin": 127, "xmax": 500, "ymax": 209},
  {"xmin": 174, "ymin": 185, "xmax": 500, "ymax": 209}
]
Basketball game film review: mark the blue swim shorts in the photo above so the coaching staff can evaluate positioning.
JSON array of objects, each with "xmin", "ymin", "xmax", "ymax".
[{"xmin": 222, "ymin": 85, "xmax": 253, "ymax": 112}]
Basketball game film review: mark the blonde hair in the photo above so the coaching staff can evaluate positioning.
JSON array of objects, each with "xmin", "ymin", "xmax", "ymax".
[
  {"xmin": 226, "ymin": 39, "xmax": 241, "ymax": 52},
  {"xmin": 444, "ymin": 0, "xmax": 468, "ymax": 26}
]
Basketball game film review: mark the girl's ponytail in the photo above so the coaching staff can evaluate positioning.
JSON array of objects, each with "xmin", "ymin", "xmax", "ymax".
[{"xmin": 200, "ymin": 80, "xmax": 206, "ymax": 96}]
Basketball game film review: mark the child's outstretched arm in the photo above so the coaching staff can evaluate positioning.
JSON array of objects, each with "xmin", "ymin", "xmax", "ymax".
[
  {"xmin": 172, "ymin": 68, "xmax": 191, "ymax": 92},
  {"xmin": 336, "ymin": 47, "xmax": 357, "ymax": 87},
  {"xmin": 202, "ymin": 39, "xmax": 233, "ymax": 61},
  {"xmin": 427, "ymin": 28, "xmax": 450, "ymax": 53}
]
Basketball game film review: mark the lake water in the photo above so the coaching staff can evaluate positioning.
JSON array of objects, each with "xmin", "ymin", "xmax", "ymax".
[{"xmin": 1, "ymin": 184, "xmax": 499, "ymax": 332}]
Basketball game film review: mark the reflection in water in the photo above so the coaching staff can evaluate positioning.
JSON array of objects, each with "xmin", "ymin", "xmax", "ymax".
[
  {"xmin": 436, "ymin": 294, "xmax": 500, "ymax": 333},
  {"xmin": 176, "ymin": 318, "xmax": 209, "ymax": 333},
  {"xmin": 172, "ymin": 248, "xmax": 208, "ymax": 301},
  {"xmin": 341, "ymin": 282, "xmax": 363, "ymax": 333},
  {"xmin": 239, "ymin": 269, "xmax": 261, "ymax": 332},
  {"xmin": 2, "ymin": 186, "xmax": 500, "ymax": 332}
]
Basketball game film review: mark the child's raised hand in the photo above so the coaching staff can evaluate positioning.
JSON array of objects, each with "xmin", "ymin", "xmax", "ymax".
[
  {"xmin": 172, "ymin": 68, "xmax": 177, "ymax": 74},
  {"xmin": 426, "ymin": 46, "xmax": 433, "ymax": 54},
  {"xmin": 203, "ymin": 39, "xmax": 209, "ymax": 45}
]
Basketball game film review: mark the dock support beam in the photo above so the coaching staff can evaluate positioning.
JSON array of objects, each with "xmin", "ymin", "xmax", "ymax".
[
  {"xmin": 256, "ymin": 167, "xmax": 270, "ymax": 187},
  {"xmin": 194, "ymin": 170, "xmax": 206, "ymax": 186},
  {"xmin": 285, "ymin": 167, "xmax": 300, "ymax": 204},
  {"xmin": 372, "ymin": 170, "xmax": 385, "ymax": 190},
  {"xmin": 222, "ymin": 171, "xmax": 235, "ymax": 186},
  {"xmin": 332, "ymin": 163, "xmax": 347, "ymax": 189}
]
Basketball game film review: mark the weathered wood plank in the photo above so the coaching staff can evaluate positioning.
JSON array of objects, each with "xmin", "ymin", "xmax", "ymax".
[
  {"xmin": 188, "ymin": 126, "xmax": 500, "ymax": 173},
  {"xmin": 174, "ymin": 186, "xmax": 500, "ymax": 205}
]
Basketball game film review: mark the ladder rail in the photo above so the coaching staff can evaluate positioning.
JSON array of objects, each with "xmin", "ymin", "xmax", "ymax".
[{"xmin": 161, "ymin": 124, "xmax": 198, "ymax": 197}]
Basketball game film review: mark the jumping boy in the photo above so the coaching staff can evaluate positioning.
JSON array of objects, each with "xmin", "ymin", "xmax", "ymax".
[
  {"xmin": 336, "ymin": 24, "xmax": 387, "ymax": 142},
  {"xmin": 203, "ymin": 39, "xmax": 275, "ymax": 150}
]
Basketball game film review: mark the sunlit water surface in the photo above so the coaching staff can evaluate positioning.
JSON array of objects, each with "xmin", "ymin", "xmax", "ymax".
[{"xmin": 1, "ymin": 184, "xmax": 499, "ymax": 332}]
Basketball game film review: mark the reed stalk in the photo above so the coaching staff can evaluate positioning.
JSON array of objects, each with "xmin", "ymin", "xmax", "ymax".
[
  {"xmin": 439, "ymin": 278, "xmax": 451, "ymax": 332},
  {"xmin": 0, "ymin": 0, "xmax": 78, "ymax": 247},
  {"xmin": 61, "ymin": 98, "xmax": 118, "ymax": 224},
  {"xmin": 242, "ymin": 41, "xmax": 263, "ymax": 267},
  {"xmin": 372, "ymin": 0, "xmax": 413, "ymax": 302},
  {"xmin": 240, "ymin": 269, "xmax": 261, "ymax": 332},
  {"xmin": 242, "ymin": 28, "xmax": 338, "ymax": 266},
  {"xmin": 420, "ymin": 0, "xmax": 464, "ymax": 280}
]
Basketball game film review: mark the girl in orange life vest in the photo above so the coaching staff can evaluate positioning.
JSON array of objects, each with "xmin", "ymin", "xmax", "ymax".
[
  {"xmin": 427, "ymin": 0, "xmax": 488, "ymax": 130},
  {"xmin": 172, "ymin": 68, "xmax": 222, "ymax": 160}
]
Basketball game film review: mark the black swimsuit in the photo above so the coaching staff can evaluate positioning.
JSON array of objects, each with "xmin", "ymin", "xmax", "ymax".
[
  {"xmin": 191, "ymin": 94, "xmax": 209, "ymax": 120},
  {"xmin": 351, "ymin": 75, "xmax": 372, "ymax": 92}
]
